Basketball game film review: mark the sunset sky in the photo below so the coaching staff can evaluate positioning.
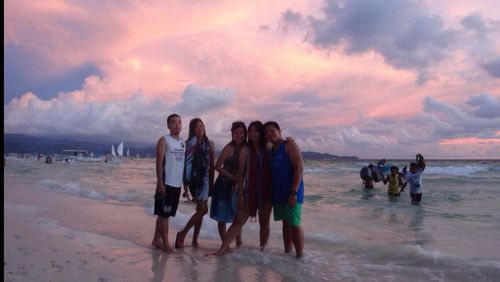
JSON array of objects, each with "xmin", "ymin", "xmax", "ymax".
[{"xmin": 4, "ymin": 0, "xmax": 500, "ymax": 159}]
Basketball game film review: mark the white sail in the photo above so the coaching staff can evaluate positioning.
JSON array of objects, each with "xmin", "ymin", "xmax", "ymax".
[
  {"xmin": 111, "ymin": 144, "xmax": 116, "ymax": 157},
  {"xmin": 126, "ymin": 149, "xmax": 130, "ymax": 157},
  {"xmin": 117, "ymin": 142, "xmax": 124, "ymax": 157}
]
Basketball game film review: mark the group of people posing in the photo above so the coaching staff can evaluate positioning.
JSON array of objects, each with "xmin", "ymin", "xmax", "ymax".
[
  {"xmin": 151, "ymin": 114, "xmax": 305, "ymax": 258},
  {"xmin": 360, "ymin": 154, "xmax": 426, "ymax": 205}
]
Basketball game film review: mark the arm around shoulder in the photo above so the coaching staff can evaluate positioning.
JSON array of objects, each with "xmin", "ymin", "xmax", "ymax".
[{"xmin": 209, "ymin": 140, "xmax": 215, "ymax": 186}]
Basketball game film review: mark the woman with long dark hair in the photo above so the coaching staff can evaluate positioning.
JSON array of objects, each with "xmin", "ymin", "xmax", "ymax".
[
  {"xmin": 209, "ymin": 121, "xmax": 247, "ymax": 246},
  {"xmin": 209, "ymin": 121, "xmax": 273, "ymax": 255},
  {"xmin": 175, "ymin": 118, "xmax": 215, "ymax": 249}
]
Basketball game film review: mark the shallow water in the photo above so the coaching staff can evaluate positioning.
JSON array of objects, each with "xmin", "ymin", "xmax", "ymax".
[{"xmin": 5, "ymin": 156, "xmax": 500, "ymax": 281}]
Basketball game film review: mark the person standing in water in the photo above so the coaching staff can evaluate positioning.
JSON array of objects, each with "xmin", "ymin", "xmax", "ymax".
[
  {"xmin": 175, "ymin": 118, "xmax": 215, "ymax": 249},
  {"xmin": 209, "ymin": 121, "xmax": 273, "ymax": 256},
  {"xmin": 151, "ymin": 114, "xmax": 185, "ymax": 254},
  {"xmin": 402, "ymin": 154, "xmax": 426, "ymax": 205},
  {"xmin": 383, "ymin": 165, "xmax": 404, "ymax": 197},
  {"xmin": 264, "ymin": 121, "xmax": 304, "ymax": 258},
  {"xmin": 209, "ymin": 121, "xmax": 247, "ymax": 247}
]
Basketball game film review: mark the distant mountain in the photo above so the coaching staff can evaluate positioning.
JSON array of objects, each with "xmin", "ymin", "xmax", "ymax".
[
  {"xmin": 4, "ymin": 134, "xmax": 358, "ymax": 160},
  {"xmin": 302, "ymin": 151, "xmax": 358, "ymax": 160},
  {"xmin": 4, "ymin": 134, "xmax": 156, "ymax": 157}
]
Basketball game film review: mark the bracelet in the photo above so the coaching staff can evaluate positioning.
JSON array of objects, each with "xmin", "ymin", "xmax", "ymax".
[{"xmin": 289, "ymin": 190, "xmax": 297, "ymax": 195}]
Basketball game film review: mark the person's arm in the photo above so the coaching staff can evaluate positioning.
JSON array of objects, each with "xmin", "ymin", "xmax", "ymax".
[
  {"xmin": 209, "ymin": 140, "xmax": 215, "ymax": 193},
  {"xmin": 416, "ymin": 154, "xmax": 426, "ymax": 171},
  {"xmin": 155, "ymin": 136, "xmax": 167, "ymax": 197},
  {"xmin": 383, "ymin": 175, "xmax": 389, "ymax": 185},
  {"xmin": 236, "ymin": 147, "xmax": 248, "ymax": 208},
  {"xmin": 215, "ymin": 144, "xmax": 239, "ymax": 182},
  {"xmin": 398, "ymin": 175, "xmax": 405, "ymax": 192},
  {"xmin": 182, "ymin": 141, "xmax": 191, "ymax": 200},
  {"xmin": 286, "ymin": 140, "xmax": 304, "ymax": 207}
]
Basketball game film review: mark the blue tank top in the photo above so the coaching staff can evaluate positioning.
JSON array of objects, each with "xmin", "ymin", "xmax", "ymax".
[{"xmin": 269, "ymin": 141, "xmax": 304, "ymax": 204}]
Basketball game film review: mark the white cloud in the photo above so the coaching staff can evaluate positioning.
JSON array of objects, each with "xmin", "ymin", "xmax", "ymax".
[
  {"xmin": 173, "ymin": 83, "xmax": 234, "ymax": 114},
  {"xmin": 4, "ymin": 76, "xmax": 170, "ymax": 144}
]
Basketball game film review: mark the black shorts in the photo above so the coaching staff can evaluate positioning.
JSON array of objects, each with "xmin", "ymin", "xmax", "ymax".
[
  {"xmin": 410, "ymin": 193, "xmax": 422, "ymax": 204},
  {"xmin": 154, "ymin": 185, "xmax": 181, "ymax": 217}
]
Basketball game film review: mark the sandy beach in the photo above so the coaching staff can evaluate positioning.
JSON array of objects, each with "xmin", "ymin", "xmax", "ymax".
[{"xmin": 3, "ymin": 158, "xmax": 306, "ymax": 282}]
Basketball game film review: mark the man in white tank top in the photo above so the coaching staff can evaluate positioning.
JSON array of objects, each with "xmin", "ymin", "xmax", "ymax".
[{"xmin": 151, "ymin": 114, "xmax": 186, "ymax": 254}]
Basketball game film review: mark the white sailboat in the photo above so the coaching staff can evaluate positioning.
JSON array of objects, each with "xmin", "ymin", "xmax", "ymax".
[
  {"xmin": 111, "ymin": 144, "xmax": 116, "ymax": 157},
  {"xmin": 126, "ymin": 149, "xmax": 130, "ymax": 157},
  {"xmin": 117, "ymin": 142, "xmax": 124, "ymax": 157}
]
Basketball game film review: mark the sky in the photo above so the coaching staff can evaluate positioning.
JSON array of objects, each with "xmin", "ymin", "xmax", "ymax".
[{"xmin": 4, "ymin": 0, "xmax": 500, "ymax": 159}]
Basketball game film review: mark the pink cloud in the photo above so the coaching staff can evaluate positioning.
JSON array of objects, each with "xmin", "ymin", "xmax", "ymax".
[{"xmin": 4, "ymin": 0, "xmax": 500, "ymax": 158}]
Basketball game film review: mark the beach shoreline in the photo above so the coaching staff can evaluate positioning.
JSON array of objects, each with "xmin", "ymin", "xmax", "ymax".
[
  {"xmin": 3, "ymin": 158, "xmax": 301, "ymax": 281},
  {"xmin": 4, "ymin": 157, "xmax": 500, "ymax": 281}
]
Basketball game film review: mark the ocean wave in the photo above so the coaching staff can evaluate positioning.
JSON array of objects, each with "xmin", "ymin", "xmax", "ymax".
[
  {"xmin": 425, "ymin": 165, "xmax": 491, "ymax": 176},
  {"xmin": 38, "ymin": 179, "xmax": 107, "ymax": 201},
  {"xmin": 306, "ymin": 232, "xmax": 346, "ymax": 244}
]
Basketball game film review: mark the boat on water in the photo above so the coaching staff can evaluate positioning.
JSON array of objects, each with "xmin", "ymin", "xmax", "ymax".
[
  {"xmin": 57, "ymin": 149, "xmax": 104, "ymax": 162},
  {"xmin": 111, "ymin": 144, "xmax": 117, "ymax": 157},
  {"xmin": 117, "ymin": 142, "xmax": 124, "ymax": 157},
  {"xmin": 105, "ymin": 142, "xmax": 125, "ymax": 163}
]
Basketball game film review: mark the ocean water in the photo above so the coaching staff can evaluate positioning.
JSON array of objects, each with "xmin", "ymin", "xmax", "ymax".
[{"xmin": 5, "ymin": 156, "xmax": 500, "ymax": 281}]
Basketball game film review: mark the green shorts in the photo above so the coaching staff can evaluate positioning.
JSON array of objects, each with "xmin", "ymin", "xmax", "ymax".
[{"xmin": 273, "ymin": 203, "xmax": 302, "ymax": 226}]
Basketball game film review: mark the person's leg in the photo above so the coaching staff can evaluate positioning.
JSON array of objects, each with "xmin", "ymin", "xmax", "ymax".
[
  {"xmin": 212, "ymin": 208, "xmax": 249, "ymax": 255},
  {"xmin": 236, "ymin": 232, "xmax": 243, "ymax": 248},
  {"xmin": 192, "ymin": 218, "xmax": 202, "ymax": 248},
  {"xmin": 217, "ymin": 222, "xmax": 226, "ymax": 242},
  {"xmin": 151, "ymin": 216, "xmax": 163, "ymax": 249},
  {"xmin": 258, "ymin": 202, "xmax": 272, "ymax": 251},
  {"xmin": 410, "ymin": 193, "xmax": 418, "ymax": 205},
  {"xmin": 176, "ymin": 200, "xmax": 207, "ymax": 248},
  {"xmin": 192, "ymin": 201, "xmax": 208, "ymax": 248},
  {"xmin": 290, "ymin": 225, "xmax": 304, "ymax": 258},
  {"xmin": 282, "ymin": 221, "xmax": 293, "ymax": 253},
  {"xmin": 160, "ymin": 216, "xmax": 174, "ymax": 254},
  {"xmin": 284, "ymin": 203, "xmax": 302, "ymax": 256}
]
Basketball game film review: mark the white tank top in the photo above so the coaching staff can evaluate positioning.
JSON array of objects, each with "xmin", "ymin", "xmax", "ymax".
[{"xmin": 163, "ymin": 134, "xmax": 185, "ymax": 188}]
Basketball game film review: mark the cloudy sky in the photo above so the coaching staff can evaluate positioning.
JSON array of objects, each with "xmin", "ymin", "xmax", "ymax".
[{"xmin": 4, "ymin": 0, "xmax": 500, "ymax": 159}]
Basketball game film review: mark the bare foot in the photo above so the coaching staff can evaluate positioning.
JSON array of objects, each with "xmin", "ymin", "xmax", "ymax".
[
  {"xmin": 175, "ymin": 232, "xmax": 185, "ymax": 249},
  {"xmin": 151, "ymin": 240, "xmax": 163, "ymax": 249},
  {"xmin": 162, "ymin": 245, "xmax": 175, "ymax": 254},
  {"xmin": 192, "ymin": 240, "xmax": 199, "ymax": 249},
  {"xmin": 260, "ymin": 245, "xmax": 266, "ymax": 252},
  {"xmin": 204, "ymin": 246, "xmax": 231, "ymax": 257}
]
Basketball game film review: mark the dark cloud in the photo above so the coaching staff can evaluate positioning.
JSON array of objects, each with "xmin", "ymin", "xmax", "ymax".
[
  {"xmin": 461, "ymin": 13, "xmax": 488, "ymax": 38},
  {"xmin": 466, "ymin": 93, "xmax": 500, "ymax": 118},
  {"xmin": 4, "ymin": 44, "xmax": 102, "ymax": 103},
  {"xmin": 422, "ymin": 96, "xmax": 500, "ymax": 139},
  {"xmin": 300, "ymin": 0, "xmax": 456, "ymax": 82},
  {"xmin": 280, "ymin": 9, "xmax": 304, "ymax": 32},
  {"xmin": 481, "ymin": 58, "xmax": 500, "ymax": 78}
]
